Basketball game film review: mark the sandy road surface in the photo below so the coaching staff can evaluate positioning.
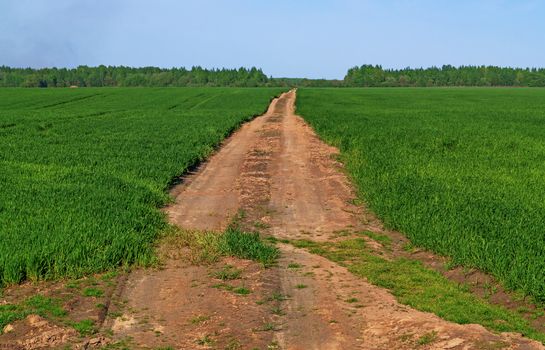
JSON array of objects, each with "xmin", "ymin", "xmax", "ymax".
[{"xmin": 108, "ymin": 91, "xmax": 543, "ymax": 349}]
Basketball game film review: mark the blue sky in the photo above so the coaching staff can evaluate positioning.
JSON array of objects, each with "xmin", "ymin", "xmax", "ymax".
[{"xmin": 0, "ymin": 0, "xmax": 543, "ymax": 79}]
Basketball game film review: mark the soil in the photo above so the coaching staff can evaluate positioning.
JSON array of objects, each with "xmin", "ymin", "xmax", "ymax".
[{"xmin": 1, "ymin": 90, "xmax": 543, "ymax": 349}]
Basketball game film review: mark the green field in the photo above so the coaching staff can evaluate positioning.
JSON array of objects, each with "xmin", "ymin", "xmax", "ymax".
[
  {"xmin": 0, "ymin": 87, "xmax": 283, "ymax": 285},
  {"xmin": 297, "ymin": 88, "xmax": 545, "ymax": 302}
]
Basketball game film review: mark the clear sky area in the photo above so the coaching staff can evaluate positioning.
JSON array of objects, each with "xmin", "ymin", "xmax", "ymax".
[{"xmin": 1, "ymin": 0, "xmax": 543, "ymax": 79}]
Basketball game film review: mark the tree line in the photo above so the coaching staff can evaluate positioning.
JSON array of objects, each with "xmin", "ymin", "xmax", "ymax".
[
  {"xmin": 344, "ymin": 65, "xmax": 545, "ymax": 87},
  {"xmin": 0, "ymin": 65, "xmax": 270, "ymax": 88},
  {"xmin": 3, "ymin": 64, "xmax": 545, "ymax": 88}
]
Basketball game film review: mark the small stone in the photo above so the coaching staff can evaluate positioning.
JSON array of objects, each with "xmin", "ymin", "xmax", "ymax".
[
  {"xmin": 439, "ymin": 338, "xmax": 465, "ymax": 349},
  {"xmin": 26, "ymin": 314, "xmax": 48, "ymax": 328},
  {"xmin": 88, "ymin": 337, "xmax": 102, "ymax": 345},
  {"xmin": 3, "ymin": 323, "xmax": 14, "ymax": 334}
]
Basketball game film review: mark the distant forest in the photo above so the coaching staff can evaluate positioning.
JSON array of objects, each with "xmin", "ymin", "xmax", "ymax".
[
  {"xmin": 344, "ymin": 65, "xmax": 545, "ymax": 87},
  {"xmin": 0, "ymin": 66, "xmax": 271, "ymax": 88},
  {"xmin": 2, "ymin": 64, "xmax": 545, "ymax": 87}
]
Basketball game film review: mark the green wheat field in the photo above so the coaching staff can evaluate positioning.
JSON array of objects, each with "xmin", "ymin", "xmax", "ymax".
[
  {"xmin": 297, "ymin": 88, "xmax": 545, "ymax": 302},
  {"xmin": 0, "ymin": 87, "xmax": 284, "ymax": 285}
]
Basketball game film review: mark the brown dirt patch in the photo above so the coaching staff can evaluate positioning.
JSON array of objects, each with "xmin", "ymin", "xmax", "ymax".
[
  {"xmin": 103, "ymin": 258, "xmax": 279, "ymax": 349},
  {"xmin": 0, "ymin": 271, "xmax": 122, "ymax": 349},
  {"xmin": 0, "ymin": 315, "xmax": 76, "ymax": 350}
]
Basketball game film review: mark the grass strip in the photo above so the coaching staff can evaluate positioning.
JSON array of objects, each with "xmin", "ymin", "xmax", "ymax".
[{"xmin": 291, "ymin": 238, "xmax": 545, "ymax": 343}]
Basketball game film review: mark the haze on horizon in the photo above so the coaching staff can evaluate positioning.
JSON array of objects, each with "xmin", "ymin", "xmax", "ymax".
[{"xmin": 0, "ymin": 0, "xmax": 543, "ymax": 80}]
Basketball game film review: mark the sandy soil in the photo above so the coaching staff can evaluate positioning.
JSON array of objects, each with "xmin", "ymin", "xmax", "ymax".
[
  {"xmin": 104, "ymin": 90, "xmax": 543, "ymax": 349},
  {"xmin": 165, "ymin": 97, "xmax": 279, "ymax": 232}
]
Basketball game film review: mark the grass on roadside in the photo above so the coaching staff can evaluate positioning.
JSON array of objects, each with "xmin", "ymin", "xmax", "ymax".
[
  {"xmin": 212, "ymin": 283, "xmax": 251, "ymax": 295},
  {"xmin": 290, "ymin": 238, "xmax": 545, "ymax": 343},
  {"xmin": 82, "ymin": 287, "xmax": 104, "ymax": 298},
  {"xmin": 358, "ymin": 230, "xmax": 392, "ymax": 249},
  {"xmin": 0, "ymin": 295, "xmax": 67, "ymax": 329},
  {"xmin": 71, "ymin": 319, "xmax": 96, "ymax": 336},
  {"xmin": 190, "ymin": 315, "xmax": 210, "ymax": 325},
  {"xmin": 160, "ymin": 225, "xmax": 279, "ymax": 267},
  {"xmin": 219, "ymin": 228, "xmax": 278, "ymax": 267},
  {"xmin": 0, "ymin": 294, "xmax": 100, "ymax": 338},
  {"xmin": 210, "ymin": 265, "xmax": 242, "ymax": 281}
]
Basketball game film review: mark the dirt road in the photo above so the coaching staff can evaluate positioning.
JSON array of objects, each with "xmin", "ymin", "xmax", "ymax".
[{"xmin": 108, "ymin": 91, "xmax": 543, "ymax": 349}]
